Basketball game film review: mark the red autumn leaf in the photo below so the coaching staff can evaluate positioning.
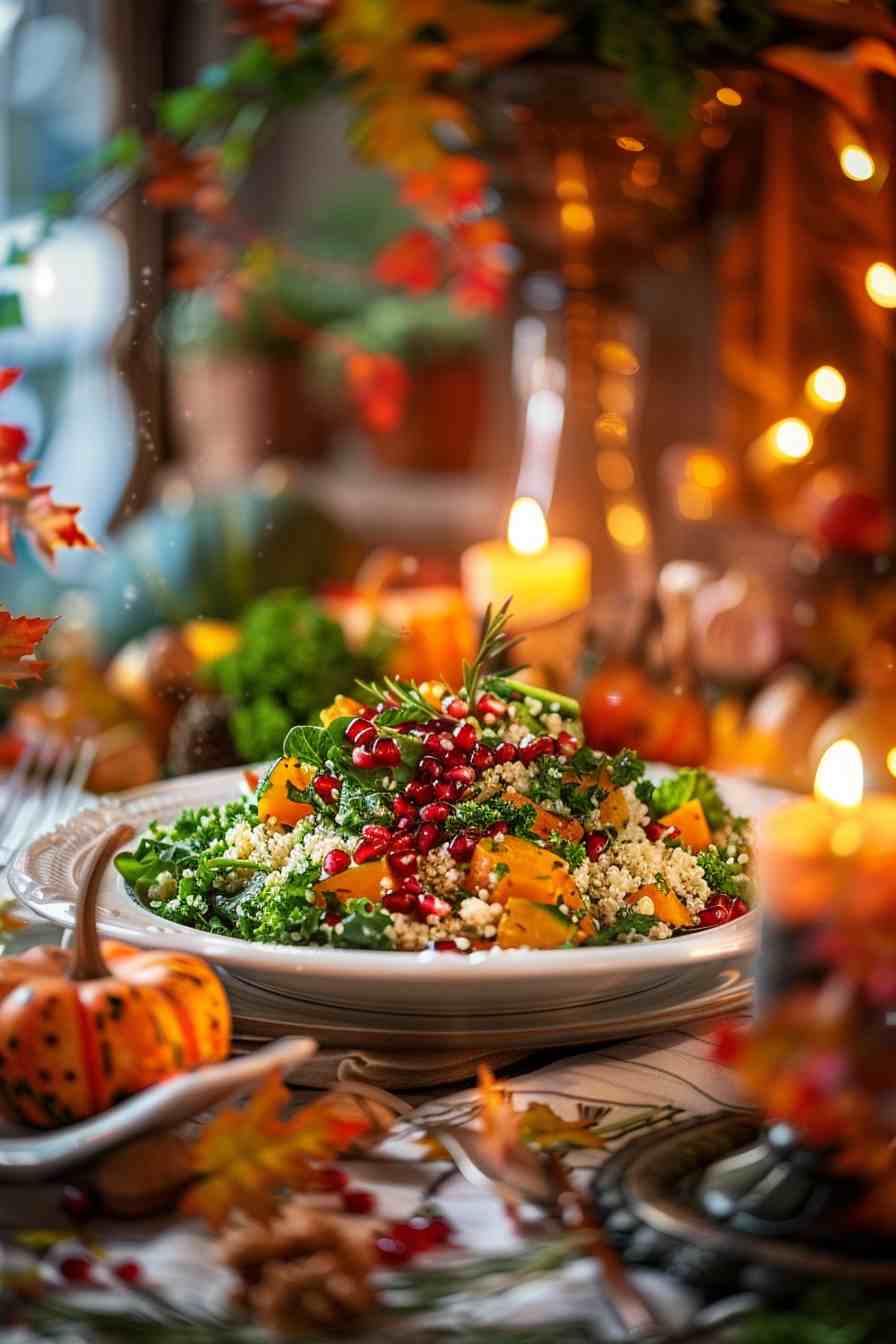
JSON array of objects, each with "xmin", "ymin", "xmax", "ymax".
[
  {"xmin": 168, "ymin": 234, "xmax": 233, "ymax": 291},
  {"xmin": 453, "ymin": 260, "xmax": 507, "ymax": 313},
  {"xmin": 347, "ymin": 352, "xmax": 409, "ymax": 435},
  {"xmin": 401, "ymin": 156, "xmax": 488, "ymax": 217},
  {"xmin": 373, "ymin": 228, "xmax": 441, "ymax": 294},
  {"xmin": 0, "ymin": 611, "xmax": 55, "ymax": 688},
  {"xmin": 23, "ymin": 489, "xmax": 98, "ymax": 563},
  {"xmin": 0, "ymin": 425, "xmax": 28, "ymax": 461},
  {"xmin": 227, "ymin": 0, "xmax": 328, "ymax": 58},
  {"xmin": 0, "ymin": 368, "xmax": 21, "ymax": 395},
  {"xmin": 146, "ymin": 139, "xmax": 230, "ymax": 219}
]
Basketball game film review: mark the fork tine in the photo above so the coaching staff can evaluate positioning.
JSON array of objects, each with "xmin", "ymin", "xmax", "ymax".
[
  {"xmin": 0, "ymin": 739, "xmax": 41, "ymax": 844},
  {"xmin": 40, "ymin": 742, "xmax": 75, "ymax": 824},
  {"xmin": 59, "ymin": 739, "xmax": 96, "ymax": 821},
  {"xmin": 8, "ymin": 740, "xmax": 59, "ymax": 851}
]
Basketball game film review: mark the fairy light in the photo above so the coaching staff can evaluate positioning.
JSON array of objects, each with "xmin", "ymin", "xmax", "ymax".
[
  {"xmin": 770, "ymin": 417, "xmax": 813, "ymax": 462},
  {"xmin": 560, "ymin": 201, "xmax": 595, "ymax": 235},
  {"xmin": 616, "ymin": 136, "xmax": 645, "ymax": 152},
  {"xmin": 716, "ymin": 86, "xmax": 742, "ymax": 107},
  {"xmin": 507, "ymin": 496, "xmax": 548, "ymax": 556},
  {"xmin": 596, "ymin": 448, "xmax": 634, "ymax": 491},
  {"xmin": 887, "ymin": 747, "xmax": 896, "ymax": 779},
  {"xmin": 607, "ymin": 501, "xmax": 649, "ymax": 552},
  {"xmin": 805, "ymin": 365, "xmax": 846, "ymax": 410},
  {"xmin": 866, "ymin": 261, "xmax": 896, "ymax": 308},
  {"xmin": 839, "ymin": 144, "xmax": 875, "ymax": 182}
]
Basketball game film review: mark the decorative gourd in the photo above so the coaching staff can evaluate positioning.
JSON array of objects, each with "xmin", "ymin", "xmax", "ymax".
[
  {"xmin": 626, "ymin": 883, "xmax": 693, "ymax": 928},
  {"xmin": 465, "ymin": 835, "xmax": 581, "ymax": 909},
  {"xmin": 320, "ymin": 695, "xmax": 366, "ymax": 727},
  {"xmin": 497, "ymin": 898, "xmax": 575, "ymax": 949},
  {"xmin": 257, "ymin": 757, "xmax": 315, "ymax": 828},
  {"xmin": 0, "ymin": 825, "xmax": 231, "ymax": 1129},
  {"xmin": 314, "ymin": 858, "xmax": 393, "ymax": 905},
  {"xmin": 503, "ymin": 788, "xmax": 584, "ymax": 844},
  {"xmin": 658, "ymin": 798, "xmax": 711, "ymax": 852}
]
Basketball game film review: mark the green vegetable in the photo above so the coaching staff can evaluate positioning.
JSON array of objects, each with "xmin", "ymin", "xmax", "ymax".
[
  {"xmin": 549, "ymin": 838, "xmax": 586, "ymax": 870},
  {"xmin": 284, "ymin": 715, "xmax": 424, "ymax": 788},
  {"xmin": 333, "ymin": 899, "xmax": 393, "ymax": 950},
  {"xmin": 446, "ymin": 797, "xmax": 537, "ymax": 838},
  {"xmin": 584, "ymin": 909, "xmax": 658, "ymax": 944},
  {"xmin": 483, "ymin": 676, "xmax": 580, "ymax": 720},
  {"xmin": 607, "ymin": 747, "xmax": 645, "ymax": 788},
  {"xmin": 115, "ymin": 798, "xmax": 259, "ymax": 899},
  {"xmin": 697, "ymin": 845, "xmax": 751, "ymax": 902},
  {"xmin": 649, "ymin": 767, "xmax": 729, "ymax": 830},
  {"xmin": 207, "ymin": 589, "xmax": 391, "ymax": 763},
  {"xmin": 335, "ymin": 776, "xmax": 393, "ymax": 830}
]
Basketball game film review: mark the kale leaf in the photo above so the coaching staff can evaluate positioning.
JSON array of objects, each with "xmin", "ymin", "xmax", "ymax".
[
  {"xmin": 649, "ymin": 768, "xmax": 729, "ymax": 829},
  {"xmin": 584, "ymin": 909, "xmax": 658, "ymax": 944},
  {"xmin": 445, "ymin": 797, "xmax": 537, "ymax": 838},
  {"xmin": 333, "ymin": 899, "xmax": 393, "ymax": 950}
]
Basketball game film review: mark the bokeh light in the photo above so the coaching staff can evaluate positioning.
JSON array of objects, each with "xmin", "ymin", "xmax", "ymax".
[
  {"xmin": 866, "ymin": 261, "xmax": 896, "ymax": 307},
  {"xmin": 715, "ymin": 87, "xmax": 742, "ymax": 107},
  {"xmin": 596, "ymin": 448, "xmax": 634, "ymax": 491},
  {"xmin": 507, "ymin": 496, "xmax": 548, "ymax": 556},
  {"xmin": 607, "ymin": 501, "xmax": 649, "ymax": 551},
  {"xmin": 560, "ymin": 202, "xmax": 595, "ymax": 234},
  {"xmin": 770, "ymin": 417, "xmax": 813, "ymax": 462},
  {"xmin": 840, "ymin": 144, "xmax": 875, "ymax": 181},
  {"xmin": 805, "ymin": 365, "xmax": 846, "ymax": 410}
]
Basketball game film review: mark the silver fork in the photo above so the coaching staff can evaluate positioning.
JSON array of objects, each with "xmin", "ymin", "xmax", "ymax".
[{"xmin": 0, "ymin": 737, "xmax": 96, "ymax": 868}]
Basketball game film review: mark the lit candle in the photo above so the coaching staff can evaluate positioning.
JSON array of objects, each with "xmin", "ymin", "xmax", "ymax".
[
  {"xmin": 460, "ymin": 497, "xmax": 591, "ymax": 629},
  {"xmin": 755, "ymin": 739, "xmax": 896, "ymax": 1007}
]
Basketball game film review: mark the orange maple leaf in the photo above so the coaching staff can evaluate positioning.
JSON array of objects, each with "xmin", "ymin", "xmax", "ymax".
[
  {"xmin": 0, "ymin": 369, "xmax": 21, "ymax": 395},
  {"xmin": 0, "ymin": 611, "xmax": 55, "ymax": 688},
  {"xmin": 180, "ymin": 1070, "xmax": 379, "ymax": 1228},
  {"xmin": 22, "ymin": 488, "xmax": 99, "ymax": 563},
  {"xmin": 374, "ymin": 228, "xmax": 441, "ymax": 294}
]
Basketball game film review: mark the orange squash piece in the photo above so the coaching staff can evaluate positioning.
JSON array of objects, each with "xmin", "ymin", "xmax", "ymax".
[
  {"xmin": 257, "ymin": 757, "xmax": 315, "ymax": 828},
  {"xmin": 503, "ymin": 788, "xmax": 584, "ymax": 843},
  {"xmin": 320, "ymin": 694, "xmax": 366, "ymax": 727},
  {"xmin": 465, "ymin": 835, "xmax": 582, "ymax": 909},
  {"xmin": 496, "ymin": 899, "xmax": 576, "ymax": 950},
  {"xmin": 599, "ymin": 787, "xmax": 629, "ymax": 829},
  {"xmin": 658, "ymin": 798, "xmax": 711, "ymax": 852},
  {"xmin": 314, "ymin": 858, "xmax": 393, "ymax": 905},
  {"xmin": 625, "ymin": 883, "xmax": 693, "ymax": 928}
]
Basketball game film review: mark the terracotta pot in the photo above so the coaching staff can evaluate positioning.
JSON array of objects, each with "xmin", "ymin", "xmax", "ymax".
[
  {"xmin": 372, "ymin": 354, "xmax": 485, "ymax": 474},
  {"xmin": 170, "ymin": 353, "xmax": 333, "ymax": 491}
]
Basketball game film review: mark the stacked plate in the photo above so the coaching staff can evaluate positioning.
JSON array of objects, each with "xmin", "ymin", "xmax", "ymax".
[{"xmin": 10, "ymin": 767, "xmax": 783, "ymax": 1087}]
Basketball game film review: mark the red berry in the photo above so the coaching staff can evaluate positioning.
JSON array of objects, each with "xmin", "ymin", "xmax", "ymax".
[
  {"xmin": 388, "ymin": 849, "xmax": 418, "ymax": 878},
  {"xmin": 317, "ymin": 1165, "xmax": 349, "ymax": 1192},
  {"xmin": 664, "ymin": 826, "xmax": 681, "ymax": 842},
  {"xmin": 59, "ymin": 1255, "xmax": 93, "ymax": 1283},
  {"xmin": 351, "ymin": 746, "xmax": 379, "ymax": 769},
  {"xmin": 416, "ymin": 893, "xmax": 451, "ymax": 918},
  {"xmin": 494, "ymin": 742, "xmax": 518, "ymax": 764},
  {"xmin": 556, "ymin": 731, "xmax": 579, "ymax": 757},
  {"xmin": 60, "ymin": 1185, "xmax": 94, "ymax": 1223},
  {"xmin": 423, "ymin": 733, "xmax": 451, "ymax": 758},
  {"xmin": 346, "ymin": 717, "xmax": 376, "ymax": 745},
  {"xmin": 362, "ymin": 824, "xmax": 392, "ymax": 843},
  {"xmin": 112, "ymin": 1260, "xmax": 142, "ymax": 1284},
  {"xmin": 445, "ymin": 764, "xmax": 476, "ymax": 786},
  {"xmin": 376, "ymin": 1234, "xmax": 413, "ymax": 1266},
  {"xmin": 699, "ymin": 904, "xmax": 731, "ymax": 927},
  {"xmin": 384, "ymin": 889, "xmax": 415, "ymax": 914},
  {"xmin": 399, "ymin": 875, "xmax": 423, "ymax": 897},
  {"xmin": 585, "ymin": 832, "xmax": 609, "ymax": 860},
  {"xmin": 393, "ymin": 796, "xmax": 417, "ymax": 821},
  {"xmin": 373, "ymin": 736, "xmax": 401, "ymax": 766},
  {"xmin": 487, "ymin": 821, "xmax": 507, "ymax": 837},
  {"xmin": 388, "ymin": 831, "xmax": 416, "ymax": 853},
  {"xmin": 395, "ymin": 815, "xmax": 415, "ymax": 832},
  {"xmin": 644, "ymin": 821, "xmax": 665, "ymax": 841},
  {"xmin": 453, "ymin": 722, "xmax": 478, "ymax": 751},
  {"xmin": 476, "ymin": 692, "xmax": 507, "ymax": 719},
  {"xmin": 313, "ymin": 773, "xmax": 341, "ymax": 804},
  {"xmin": 519, "ymin": 735, "xmax": 555, "ymax": 765},
  {"xmin": 419, "ymin": 801, "xmax": 450, "ymax": 824},
  {"xmin": 405, "ymin": 780, "xmax": 434, "ymax": 804},
  {"xmin": 447, "ymin": 831, "xmax": 479, "ymax": 861},
  {"xmin": 433, "ymin": 780, "xmax": 455, "ymax": 800},
  {"xmin": 445, "ymin": 698, "xmax": 470, "ymax": 720},
  {"xmin": 730, "ymin": 897, "xmax": 750, "ymax": 919},
  {"xmin": 360, "ymin": 705, "xmax": 378, "ymax": 719},
  {"xmin": 416, "ymin": 823, "xmax": 441, "ymax": 854},
  {"xmin": 444, "ymin": 749, "xmax": 468, "ymax": 770},
  {"xmin": 470, "ymin": 745, "xmax": 495, "ymax": 772},
  {"xmin": 392, "ymin": 1215, "xmax": 450, "ymax": 1254},
  {"xmin": 417, "ymin": 754, "xmax": 443, "ymax": 781},
  {"xmin": 354, "ymin": 837, "xmax": 388, "ymax": 864},
  {"xmin": 434, "ymin": 939, "xmax": 459, "ymax": 952},
  {"xmin": 323, "ymin": 848, "xmax": 350, "ymax": 876},
  {"xmin": 342, "ymin": 1188, "xmax": 376, "ymax": 1215}
]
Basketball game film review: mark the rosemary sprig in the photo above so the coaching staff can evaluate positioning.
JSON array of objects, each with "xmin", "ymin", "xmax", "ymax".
[
  {"xmin": 463, "ymin": 597, "xmax": 523, "ymax": 709},
  {"xmin": 355, "ymin": 675, "xmax": 441, "ymax": 722}
]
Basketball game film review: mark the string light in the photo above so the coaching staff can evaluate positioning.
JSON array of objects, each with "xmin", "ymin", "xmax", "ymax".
[
  {"xmin": 616, "ymin": 136, "xmax": 645, "ymax": 152},
  {"xmin": 805, "ymin": 365, "xmax": 846, "ymax": 410},
  {"xmin": 560, "ymin": 201, "xmax": 595, "ymax": 235},
  {"xmin": 840, "ymin": 143, "xmax": 875, "ymax": 182},
  {"xmin": 596, "ymin": 448, "xmax": 634, "ymax": 491},
  {"xmin": 607, "ymin": 501, "xmax": 649, "ymax": 551},
  {"xmin": 686, "ymin": 452, "xmax": 728, "ymax": 491},
  {"xmin": 866, "ymin": 261, "xmax": 896, "ymax": 308},
  {"xmin": 715, "ymin": 86, "xmax": 742, "ymax": 107},
  {"xmin": 770, "ymin": 417, "xmax": 813, "ymax": 462}
]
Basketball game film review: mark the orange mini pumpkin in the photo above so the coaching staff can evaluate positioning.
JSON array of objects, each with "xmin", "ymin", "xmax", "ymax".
[{"xmin": 0, "ymin": 825, "xmax": 231, "ymax": 1129}]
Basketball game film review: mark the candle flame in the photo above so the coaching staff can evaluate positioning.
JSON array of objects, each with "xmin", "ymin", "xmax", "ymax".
[
  {"xmin": 507, "ymin": 496, "xmax": 548, "ymax": 556},
  {"xmin": 814, "ymin": 738, "xmax": 864, "ymax": 808}
]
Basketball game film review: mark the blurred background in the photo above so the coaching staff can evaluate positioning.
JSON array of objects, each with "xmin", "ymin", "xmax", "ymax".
[{"xmin": 3, "ymin": 0, "xmax": 896, "ymax": 799}]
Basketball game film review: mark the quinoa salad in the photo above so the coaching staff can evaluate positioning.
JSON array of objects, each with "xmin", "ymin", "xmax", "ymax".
[{"xmin": 116, "ymin": 609, "xmax": 753, "ymax": 955}]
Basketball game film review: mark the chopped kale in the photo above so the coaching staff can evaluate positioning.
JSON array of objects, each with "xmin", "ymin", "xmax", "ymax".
[
  {"xmin": 335, "ymin": 776, "xmax": 393, "ymax": 830},
  {"xmin": 529, "ymin": 756, "xmax": 598, "ymax": 819},
  {"xmin": 548, "ymin": 838, "xmax": 586, "ymax": 871},
  {"xmin": 608, "ymin": 747, "xmax": 645, "ymax": 787},
  {"xmin": 584, "ymin": 909, "xmax": 659, "ymax": 944},
  {"xmin": 445, "ymin": 797, "xmax": 537, "ymax": 838},
  {"xmin": 697, "ymin": 845, "xmax": 751, "ymax": 901},
  {"xmin": 648, "ymin": 767, "xmax": 730, "ymax": 830},
  {"xmin": 333, "ymin": 899, "xmax": 393, "ymax": 950}
]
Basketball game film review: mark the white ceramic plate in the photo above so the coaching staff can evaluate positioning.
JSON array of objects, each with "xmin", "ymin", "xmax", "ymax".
[{"xmin": 10, "ymin": 766, "xmax": 787, "ymax": 1014}]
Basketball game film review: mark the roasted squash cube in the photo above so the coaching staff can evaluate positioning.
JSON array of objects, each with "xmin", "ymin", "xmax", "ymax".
[
  {"xmin": 257, "ymin": 757, "xmax": 315, "ymax": 828},
  {"xmin": 658, "ymin": 798, "xmax": 711, "ymax": 852},
  {"xmin": 320, "ymin": 694, "xmax": 366, "ymax": 727},
  {"xmin": 497, "ymin": 898, "xmax": 575, "ymax": 950},
  {"xmin": 599, "ymin": 787, "xmax": 629, "ymax": 829},
  {"xmin": 314, "ymin": 858, "xmax": 393, "ymax": 905},
  {"xmin": 465, "ymin": 834, "xmax": 581, "ymax": 909},
  {"xmin": 503, "ymin": 788, "xmax": 584, "ymax": 843},
  {"xmin": 625, "ymin": 883, "xmax": 693, "ymax": 928}
]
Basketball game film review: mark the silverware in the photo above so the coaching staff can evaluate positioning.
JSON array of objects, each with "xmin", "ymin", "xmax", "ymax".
[{"xmin": 0, "ymin": 738, "xmax": 96, "ymax": 868}]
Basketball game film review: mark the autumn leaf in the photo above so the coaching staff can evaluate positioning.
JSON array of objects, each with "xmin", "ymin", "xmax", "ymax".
[
  {"xmin": 441, "ymin": 1, "xmax": 565, "ymax": 68},
  {"xmin": 145, "ymin": 138, "xmax": 230, "ymax": 218},
  {"xmin": 0, "ymin": 368, "xmax": 21, "ymax": 395},
  {"xmin": 180, "ymin": 1070, "xmax": 386, "ymax": 1228},
  {"xmin": 0, "ymin": 611, "xmax": 55, "ymax": 688},
  {"xmin": 517, "ymin": 1102, "xmax": 607, "ymax": 1152},
  {"xmin": 347, "ymin": 352, "xmax": 409, "ymax": 435},
  {"xmin": 374, "ymin": 229, "xmax": 441, "ymax": 294},
  {"xmin": 0, "ymin": 425, "xmax": 28, "ymax": 460},
  {"xmin": 22, "ymin": 489, "xmax": 98, "ymax": 563},
  {"xmin": 227, "ymin": 0, "xmax": 328, "ymax": 58}
]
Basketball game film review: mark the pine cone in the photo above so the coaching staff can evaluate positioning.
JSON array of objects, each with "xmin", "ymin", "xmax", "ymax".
[{"xmin": 219, "ymin": 1202, "xmax": 377, "ymax": 1337}]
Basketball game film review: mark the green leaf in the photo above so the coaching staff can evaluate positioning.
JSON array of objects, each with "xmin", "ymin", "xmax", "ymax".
[
  {"xmin": 157, "ymin": 86, "xmax": 236, "ymax": 138},
  {"xmin": 334, "ymin": 898, "xmax": 392, "ymax": 950},
  {"xmin": 0, "ymin": 292, "xmax": 23, "ymax": 328},
  {"xmin": 483, "ymin": 676, "xmax": 580, "ymax": 720},
  {"xmin": 93, "ymin": 127, "xmax": 145, "ymax": 172},
  {"xmin": 229, "ymin": 37, "xmax": 279, "ymax": 86},
  {"xmin": 608, "ymin": 748, "xmax": 645, "ymax": 788},
  {"xmin": 3, "ymin": 242, "xmax": 29, "ymax": 266},
  {"xmin": 584, "ymin": 910, "xmax": 658, "ymax": 944},
  {"xmin": 335, "ymin": 776, "xmax": 392, "ymax": 829},
  {"xmin": 649, "ymin": 767, "xmax": 728, "ymax": 829}
]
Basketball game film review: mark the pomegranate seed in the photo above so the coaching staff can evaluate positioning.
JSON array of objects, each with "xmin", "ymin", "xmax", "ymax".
[
  {"xmin": 393, "ymin": 796, "xmax": 417, "ymax": 821},
  {"xmin": 470, "ymin": 745, "xmax": 495, "ymax": 772},
  {"xmin": 476, "ymin": 692, "xmax": 506, "ymax": 719},
  {"xmin": 487, "ymin": 821, "xmax": 507, "ymax": 838},
  {"xmin": 433, "ymin": 780, "xmax": 455, "ymax": 800},
  {"xmin": 362, "ymin": 824, "xmax": 392, "ymax": 843},
  {"xmin": 354, "ymin": 837, "xmax": 388, "ymax": 864},
  {"xmin": 556, "ymin": 731, "xmax": 579, "ymax": 757},
  {"xmin": 324, "ymin": 912, "xmax": 342, "ymax": 926},
  {"xmin": 448, "ymin": 831, "xmax": 479, "ymax": 861},
  {"xmin": 416, "ymin": 893, "xmax": 451, "ymax": 919},
  {"xmin": 427, "ymin": 1215, "xmax": 453, "ymax": 1246},
  {"xmin": 445, "ymin": 698, "xmax": 470, "ymax": 720},
  {"xmin": 399, "ymin": 875, "xmax": 423, "ymax": 896},
  {"xmin": 376, "ymin": 1234, "xmax": 413, "ymax": 1266},
  {"xmin": 342, "ymin": 1188, "xmax": 376, "ymax": 1215},
  {"xmin": 447, "ymin": 779, "xmax": 467, "ymax": 801},
  {"xmin": 317, "ymin": 1165, "xmax": 349, "ymax": 1191},
  {"xmin": 730, "ymin": 898, "xmax": 750, "ymax": 919},
  {"xmin": 345, "ymin": 715, "xmax": 374, "ymax": 743},
  {"xmin": 313, "ymin": 773, "xmax": 341, "ymax": 804},
  {"xmin": 424, "ymin": 733, "xmax": 454, "ymax": 758},
  {"xmin": 388, "ymin": 849, "xmax": 419, "ymax": 878},
  {"xmin": 444, "ymin": 749, "xmax": 468, "ymax": 769},
  {"xmin": 416, "ymin": 823, "xmax": 441, "ymax": 854},
  {"xmin": 323, "ymin": 848, "xmax": 350, "ymax": 876},
  {"xmin": 384, "ymin": 890, "xmax": 415, "ymax": 914},
  {"xmin": 707, "ymin": 892, "xmax": 728, "ymax": 907},
  {"xmin": 392, "ymin": 1215, "xmax": 450, "ymax": 1253},
  {"xmin": 699, "ymin": 905, "xmax": 731, "ymax": 927},
  {"xmin": 664, "ymin": 826, "xmax": 681, "ymax": 842},
  {"xmin": 60, "ymin": 1185, "xmax": 94, "ymax": 1223},
  {"xmin": 645, "ymin": 821, "xmax": 668, "ymax": 841},
  {"xmin": 445, "ymin": 764, "xmax": 476, "ymax": 786},
  {"xmin": 405, "ymin": 779, "xmax": 434, "ymax": 804},
  {"xmin": 395, "ymin": 815, "xmax": 415, "ymax": 832},
  {"xmin": 434, "ymin": 939, "xmax": 459, "ymax": 952},
  {"xmin": 419, "ymin": 801, "xmax": 450, "ymax": 824},
  {"xmin": 390, "ymin": 720, "xmax": 418, "ymax": 734},
  {"xmin": 453, "ymin": 722, "xmax": 478, "ymax": 751},
  {"xmin": 360, "ymin": 705, "xmax": 378, "ymax": 719},
  {"xmin": 417, "ymin": 755, "xmax": 443, "ymax": 780},
  {"xmin": 373, "ymin": 737, "xmax": 401, "ymax": 766},
  {"xmin": 494, "ymin": 742, "xmax": 517, "ymax": 763},
  {"xmin": 519, "ymin": 735, "xmax": 556, "ymax": 765},
  {"xmin": 351, "ymin": 746, "xmax": 379, "ymax": 769},
  {"xmin": 586, "ymin": 832, "xmax": 609, "ymax": 860},
  {"xmin": 389, "ymin": 831, "xmax": 416, "ymax": 853},
  {"xmin": 112, "ymin": 1260, "xmax": 142, "ymax": 1284},
  {"xmin": 59, "ymin": 1255, "xmax": 93, "ymax": 1283}
]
